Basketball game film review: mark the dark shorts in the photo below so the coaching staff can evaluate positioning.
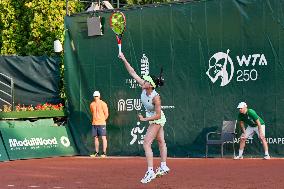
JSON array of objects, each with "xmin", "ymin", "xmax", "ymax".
[{"xmin": 92, "ymin": 125, "xmax": 107, "ymax": 137}]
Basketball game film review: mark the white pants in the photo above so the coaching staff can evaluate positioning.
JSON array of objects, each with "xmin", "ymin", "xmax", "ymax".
[{"xmin": 243, "ymin": 125, "xmax": 265, "ymax": 139}]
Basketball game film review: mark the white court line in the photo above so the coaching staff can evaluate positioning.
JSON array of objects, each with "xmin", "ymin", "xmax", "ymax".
[
  {"xmin": 75, "ymin": 156, "xmax": 284, "ymax": 160},
  {"xmin": 28, "ymin": 186, "xmax": 40, "ymax": 188},
  {"xmin": 7, "ymin": 185, "xmax": 15, "ymax": 187},
  {"xmin": 53, "ymin": 187, "xmax": 64, "ymax": 189}
]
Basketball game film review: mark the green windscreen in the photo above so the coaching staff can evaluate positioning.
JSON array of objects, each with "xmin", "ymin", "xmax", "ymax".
[
  {"xmin": 0, "ymin": 56, "xmax": 62, "ymax": 106},
  {"xmin": 64, "ymin": 0, "xmax": 284, "ymax": 157}
]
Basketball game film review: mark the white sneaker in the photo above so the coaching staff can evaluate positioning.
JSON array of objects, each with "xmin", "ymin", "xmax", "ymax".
[
  {"xmin": 233, "ymin": 156, "xmax": 243, "ymax": 160},
  {"xmin": 263, "ymin": 155, "xmax": 270, "ymax": 160},
  {"xmin": 140, "ymin": 171, "xmax": 156, "ymax": 184},
  {"xmin": 155, "ymin": 166, "xmax": 170, "ymax": 177}
]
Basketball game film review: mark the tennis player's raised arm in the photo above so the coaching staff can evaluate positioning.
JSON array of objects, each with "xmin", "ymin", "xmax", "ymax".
[{"xmin": 119, "ymin": 53, "xmax": 144, "ymax": 86}]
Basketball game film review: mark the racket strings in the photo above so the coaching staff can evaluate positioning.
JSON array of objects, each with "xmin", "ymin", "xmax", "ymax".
[{"xmin": 110, "ymin": 12, "xmax": 126, "ymax": 35}]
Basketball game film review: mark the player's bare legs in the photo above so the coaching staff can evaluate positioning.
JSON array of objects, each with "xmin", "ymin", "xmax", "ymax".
[
  {"xmin": 156, "ymin": 127, "xmax": 167, "ymax": 162},
  {"xmin": 141, "ymin": 124, "xmax": 160, "ymax": 183},
  {"xmin": 143, "ymin": 124, "xmax": 161, "ymax": 167},
  {"xmin": 156, "ymin": 126, "xmax": 170, "ymax": 177}
]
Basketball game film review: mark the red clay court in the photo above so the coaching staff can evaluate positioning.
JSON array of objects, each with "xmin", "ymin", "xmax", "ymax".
[{"xmin": 0, "ymin": 156, "xmax": 283, "ymax": 189}]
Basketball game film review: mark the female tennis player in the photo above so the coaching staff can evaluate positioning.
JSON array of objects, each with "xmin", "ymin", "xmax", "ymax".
[{"xmin": 119, "ymin": 52, "xmax": 170, "ymax": 184}]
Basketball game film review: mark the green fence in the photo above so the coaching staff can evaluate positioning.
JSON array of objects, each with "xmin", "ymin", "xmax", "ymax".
[{"xmin": 64, "ymin": 0, "xmax": 284, "ymax": 157}]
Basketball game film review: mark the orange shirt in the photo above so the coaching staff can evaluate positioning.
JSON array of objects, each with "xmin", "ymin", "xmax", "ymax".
[{"xmin": 90, "ymin": 99, "xmax": 109, "ymax": 125}]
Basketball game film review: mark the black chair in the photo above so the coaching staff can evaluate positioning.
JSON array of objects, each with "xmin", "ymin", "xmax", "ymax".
[{"xmin": 205, "ymin": 120, "xmax": 237, "ymax": 158}]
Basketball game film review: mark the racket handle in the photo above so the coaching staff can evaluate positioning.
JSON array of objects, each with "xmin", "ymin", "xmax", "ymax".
[
  {"xmin": 116, "ymin": 35, "xmax": 122, "ymax": 55},
  {"xmin": 118, "ymin": 44, "xmax": 122, "ymax": 55}
]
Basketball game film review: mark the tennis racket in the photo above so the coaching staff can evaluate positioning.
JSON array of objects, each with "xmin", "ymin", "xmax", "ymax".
[{"xmin": 109, "ymin": 11, "xmax": 126, "ymax": 55}]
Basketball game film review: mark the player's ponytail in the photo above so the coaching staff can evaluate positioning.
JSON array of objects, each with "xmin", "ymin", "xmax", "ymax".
[{"xmin": 151, "ymin": 68, "xmax": 164, "ymax": 88}]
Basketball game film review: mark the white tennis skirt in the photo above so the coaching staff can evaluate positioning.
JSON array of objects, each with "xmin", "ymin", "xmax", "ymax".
[{"xmin": 148, "ymin": 111, "xmax": 166, "ymax": 127}]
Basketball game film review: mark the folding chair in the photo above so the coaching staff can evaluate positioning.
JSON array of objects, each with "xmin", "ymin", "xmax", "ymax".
[{"xmin": 205, "ymin": 120, "xmax": 237, "ymax": 158}]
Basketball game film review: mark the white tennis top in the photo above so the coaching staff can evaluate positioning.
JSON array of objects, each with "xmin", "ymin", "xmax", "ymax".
[{"xmin": 141, "ymin": 89, "xmax": 159, "ymax": 118}]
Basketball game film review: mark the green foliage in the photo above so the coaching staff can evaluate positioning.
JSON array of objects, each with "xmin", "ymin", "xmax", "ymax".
[
  {"xmin": 125, "ymin": 0, "xmax": 173, "ymax": 5},
  {"xmin": 0, "ymin": 0, "xmax": 82, "ymax": 56}
]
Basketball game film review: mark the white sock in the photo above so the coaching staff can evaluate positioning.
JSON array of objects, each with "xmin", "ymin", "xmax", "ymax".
[
  {"xmin": 148, "ymin": 167, "xmax": 153, "ymax": 172},
  {"xmin": 239, "ymin": 149, "xmax": 244, "ymax": 157},
  {"xmin": 161, "ymin": 162, "xmax": 167, "ymax": 168},
  {"xmin": 265, "ymin": 151, "xmax": 269, "ymax": 156}
]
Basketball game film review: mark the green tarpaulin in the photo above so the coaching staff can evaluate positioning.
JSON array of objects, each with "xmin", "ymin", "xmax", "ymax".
[
  {"xmin": 0, "ymin": 56, "xmax": 62, "ymax": 107},
  {"xmin": 0, "ymin": 136, "xmax": 9, "ymax": 162},
  {"xmin": 64, "ymin": 0, "xmax": 284, "ymax": 157}
]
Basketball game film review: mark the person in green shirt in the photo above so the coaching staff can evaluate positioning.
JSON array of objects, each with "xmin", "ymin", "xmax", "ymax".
[{"xmin": 234, "ymin": 102, "xmax": 270, "ymax": 160}]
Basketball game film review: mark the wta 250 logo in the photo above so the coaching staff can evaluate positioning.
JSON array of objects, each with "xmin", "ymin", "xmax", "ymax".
[{"xmin": 206, "ymin": 49, "xmax": 268, "ymax": 87}]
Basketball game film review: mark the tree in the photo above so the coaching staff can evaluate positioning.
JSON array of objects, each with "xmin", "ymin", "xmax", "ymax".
[
  {"xmin": 125, "ymin": 0, "xmax": 173, "ymax": 5},
  {"xmin": 0, "ymin": 0, "xmax": 82, "ymax": 56}
]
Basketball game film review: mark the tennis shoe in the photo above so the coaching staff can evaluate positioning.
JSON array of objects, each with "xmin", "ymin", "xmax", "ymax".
[
  {"xmin": 263, "ymin": 155, "xmax": 270, "ymax": 160},
  {"xmin": 233, "ymin": 156, "xmax": 243, "ymax": 160},
  {"xmin": 90, "ymin": 152, "xmax": 99, "ymax": 158},
  {"xmin": 140, "ymin": 171, "xmax": 156, "ymax": 184},
  {"xmin": 100, "ymin": 153, "xmax": 107, "ymax": 158},
  {"xmin": 155, "ymin": 166, "xmax": 170, "ymax": 177}
]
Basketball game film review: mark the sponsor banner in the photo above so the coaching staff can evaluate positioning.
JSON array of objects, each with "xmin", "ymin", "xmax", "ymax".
[
  {"xmin": 125, "ymin": 54, "xmax": 149, "ymax": 89},
  {"xmin": 0, "ymin": 136, "xmax": 9, "ymax": 162},
  {"xmin": 206, "ymin": 49, "xmax": 268, "ymax": 87},
  {"xmin": 130, "ymin": 125, "xmax": 146, "ymax": 145},
  {"xmin": 233, "ymin": 137, "xmax": 284, "ymax": 145},
  {"xmin": 1, "ymin": 127, "xmax": 77, "ymax": 160}
]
